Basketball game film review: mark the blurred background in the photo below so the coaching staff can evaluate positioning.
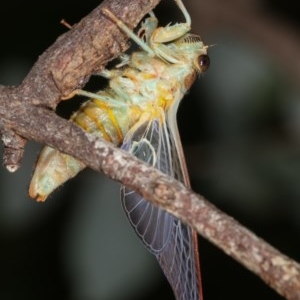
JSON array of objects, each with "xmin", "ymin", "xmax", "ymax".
[{"xmin": 0, "ymin": 0, "xmax": 300, "ymax": 299}]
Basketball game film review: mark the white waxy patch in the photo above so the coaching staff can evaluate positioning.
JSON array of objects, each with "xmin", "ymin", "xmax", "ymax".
[{"xmin": 6, "ymin": 164, "xmax": 18, "ymax": 173}]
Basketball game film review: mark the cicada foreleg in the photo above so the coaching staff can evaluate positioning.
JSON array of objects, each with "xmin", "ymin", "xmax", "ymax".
[
  {"xmin": 102, "ymin": 8, "xmax": 155, "ymax": 57},
  {"xmin": 151, "ymin": 0, "xmax": 191, "ymax": 45},
  {"xmin": 137, "ymin": 12, "xmax": 158, "ymax": 44},
  {"xmin": 148, "ymin": 0, "xmax": 193, "ymax": 63},
  {"xmin": 102, "ymin": 0, "xmax": 193, "ymax": 65}
]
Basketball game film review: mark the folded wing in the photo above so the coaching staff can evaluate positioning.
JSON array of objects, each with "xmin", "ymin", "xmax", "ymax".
[{"xmin": 121, "ymin": 117, "xmax": 201, "ymax": 300}]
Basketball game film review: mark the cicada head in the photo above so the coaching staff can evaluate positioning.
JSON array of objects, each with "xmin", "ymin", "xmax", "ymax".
[{"xmin": 174, "ymin": 33, "xmax": 210, "ymax": 73}]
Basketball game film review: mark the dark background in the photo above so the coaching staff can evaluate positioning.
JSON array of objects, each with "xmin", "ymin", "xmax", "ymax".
[{"xmin": 1, "ymin": 0, "xmax": 300, "ymax": 299}]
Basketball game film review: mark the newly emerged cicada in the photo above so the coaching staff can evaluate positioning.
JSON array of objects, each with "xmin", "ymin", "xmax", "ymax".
[{"xmin": 29, "ymin": 1, "xmax": 209, "ymax": 299}]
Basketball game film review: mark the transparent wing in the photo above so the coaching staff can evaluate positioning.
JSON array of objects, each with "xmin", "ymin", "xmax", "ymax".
[{"xmin": 121, "ymin": 117, "xmax": 202, "ymax": 300}]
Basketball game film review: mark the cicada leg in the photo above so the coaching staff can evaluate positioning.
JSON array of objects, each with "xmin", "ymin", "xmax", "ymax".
[
  {"xmin": 102, "ymin": 0, "xmax": 194, "ymax": 65},
  {"xmin": 147, "ymin": 0, "xmax": 193, "ymax": 63},
  {"xmin": 115, "ymin": 53, "xmax": 131, "ymax": 68},
  {"xmin": 137, "ymin": 11, "xmax": 158, "ymax": 44},
  {"xmin": 151, "ymin": 0, "xmax": 191, "ymax": 45},
  {"xmin": 62, "ymin": 89, "xmax": 128, "ymax": 108},
  {"xmin": 101, "ymin": 8, "xmax": 155, "ymax": 57}
]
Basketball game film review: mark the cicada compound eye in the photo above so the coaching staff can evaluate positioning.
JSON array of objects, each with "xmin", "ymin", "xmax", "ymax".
[{"xmin": 198, "ymin": 54, "xmax": 210, "ymax": 72}]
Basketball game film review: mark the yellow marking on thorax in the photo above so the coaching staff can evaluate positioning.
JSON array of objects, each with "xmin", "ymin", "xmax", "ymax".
[
  {"xmin": 143, "ymin": 100, "xmax": 167, "ymax": 125},
  {"xmin": 124, "ymin": 69, "xmax": 156, "ymax": 81},
  {"xmin": 141, "ymin": 72, "xmax": 156, "ymax": 80},
  {"xmin": 127, "ymin": 105, "xmax": 144, "ymax": 126},
  {"xmin": 157, "ymin": 82, "xmax": 175, "ymax": 110}
]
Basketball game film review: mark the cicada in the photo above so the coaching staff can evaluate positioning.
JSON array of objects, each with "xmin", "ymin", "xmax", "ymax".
[{"xmin": 29, "ymin": 0, "xmax": 209, "ymax": 299}]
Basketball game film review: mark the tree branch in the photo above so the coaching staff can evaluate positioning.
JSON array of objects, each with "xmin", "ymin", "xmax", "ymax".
[{"xmin": 1, "ymin": 0, "xmax": 300, "ymax": 299}]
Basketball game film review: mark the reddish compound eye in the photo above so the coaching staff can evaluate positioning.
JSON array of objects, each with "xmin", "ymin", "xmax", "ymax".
[{"xmin": 198, "ymin": 54, "xmax": 210, "ymax": 72}]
